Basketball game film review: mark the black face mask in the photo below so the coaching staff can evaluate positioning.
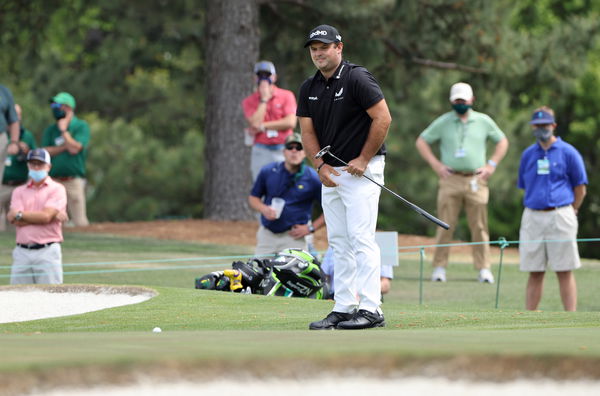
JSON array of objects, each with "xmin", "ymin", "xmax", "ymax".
[
  {"xmin": 256, "ymin": 72, "xmax": 272, "ymax": 85},
  {"xmin": 52, "ymin": 107, "xmax": 66, "ymax": 120},
  {"xmin": 452, "ymin": 103, "xmax": 471, "ymax": 115},
  {"xmin": 533, "ymin": 127, "xmax": 553, "ymax": 142}
]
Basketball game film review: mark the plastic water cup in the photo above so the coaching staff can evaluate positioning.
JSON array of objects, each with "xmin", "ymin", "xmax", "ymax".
[
  {"xmin": 270, "ymin": 198, "xmax": 285, "ymax": 219},
  {"xmin": 244, "ymin": 128, "xmax": 254, "ymax": 146}
]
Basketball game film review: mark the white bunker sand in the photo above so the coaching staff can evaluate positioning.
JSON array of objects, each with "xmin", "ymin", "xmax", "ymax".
[
  {"xmin": 0, "ymin": 285, "xmax": 155, "ymax": 324},
  {"xmin": 33, "ymin": 377, "xmax": 600, "ymax": 396}
]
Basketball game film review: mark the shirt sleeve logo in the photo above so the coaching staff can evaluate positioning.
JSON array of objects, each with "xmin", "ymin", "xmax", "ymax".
[{"xmin": 308, "ymin": 96, "xmax": 318, "ymax": 101}]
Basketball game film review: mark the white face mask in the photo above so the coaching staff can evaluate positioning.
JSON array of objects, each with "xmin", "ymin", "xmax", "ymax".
[{"xmin": 28, "ymin": 169, "xmax": 48, "ymax": 182}]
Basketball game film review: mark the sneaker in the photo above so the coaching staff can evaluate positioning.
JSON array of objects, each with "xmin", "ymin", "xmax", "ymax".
[
  {"xmin": 309, "ymin": 311, "xmax": 355, "ymax": 330},
  {"xmin": 336, "ymin": 309, "xmax": 385, "ymax": 330},
  {"xmin": 478, "ymin": 268, "xmax": 495, "ymax": 283},
  {"xmin": 431, "ymin": 267, "xmax": 446, "ymax": 282}
]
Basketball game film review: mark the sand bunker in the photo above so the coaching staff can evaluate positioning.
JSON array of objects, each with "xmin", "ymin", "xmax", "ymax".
[
  {"xmin": 0, "ymin": 285, "xmax": 156, "ymax": 324},
  {"xmin": 31, "ymin": 376, "xmax": 600, "ymax": 396}
]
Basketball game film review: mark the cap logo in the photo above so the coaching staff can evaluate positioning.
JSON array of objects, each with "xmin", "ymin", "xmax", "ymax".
[
  {"xmin": 310, "ymin": 30, "xmax": 328, "ymax": 38},
  {"xmin": 537, "ymin": 112, "xmax": 543, "ymax": 118}
]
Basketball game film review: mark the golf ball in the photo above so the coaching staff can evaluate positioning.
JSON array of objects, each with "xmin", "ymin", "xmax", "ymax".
[{"xmin": 152, "ymin": 327, "xmax": 162, "ymax": 333}]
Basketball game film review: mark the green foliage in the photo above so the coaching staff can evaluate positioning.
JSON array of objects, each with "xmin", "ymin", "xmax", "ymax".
[
  {"xmin": 1, "ymin": 0, "xmax": 600, "ymax": 256},
  {"xmin": 86, "ymin": 115, "xmax": 204, "ymax": 221}
]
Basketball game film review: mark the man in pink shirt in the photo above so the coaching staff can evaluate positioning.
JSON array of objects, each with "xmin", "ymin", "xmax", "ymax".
[
  {"xmin": 7, "ymin": 148, "xmax": 67, "ymax": 284},
  {"xmin": 242, "ymin": 61, "xmax": 298, "ymax": 181}
]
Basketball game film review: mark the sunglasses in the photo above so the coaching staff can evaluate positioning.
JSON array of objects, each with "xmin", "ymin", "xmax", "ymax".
[{"xmin": 285, "ymin": 143, "xmax": 303, "ymax": 151}]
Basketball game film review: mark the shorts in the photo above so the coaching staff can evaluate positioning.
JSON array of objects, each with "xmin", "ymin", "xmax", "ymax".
[{"xmin": 519, "ymin": 206, "xmax": 581, "ymax": 272}]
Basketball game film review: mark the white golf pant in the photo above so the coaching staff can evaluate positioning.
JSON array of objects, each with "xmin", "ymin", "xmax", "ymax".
[{"xmin": 322, "ymin": 155, "xmax": 384, "ymax": 313}]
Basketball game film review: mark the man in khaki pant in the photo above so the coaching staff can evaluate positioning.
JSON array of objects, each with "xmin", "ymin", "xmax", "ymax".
[{"xmin": 416, "ymin": 82, "xmax": 508, "ymax": 283}]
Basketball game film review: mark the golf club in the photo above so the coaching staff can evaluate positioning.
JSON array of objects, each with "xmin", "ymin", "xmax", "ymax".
[{"xmin": 315, "ymin": 145, "xmax": 450, "ymax": 230}]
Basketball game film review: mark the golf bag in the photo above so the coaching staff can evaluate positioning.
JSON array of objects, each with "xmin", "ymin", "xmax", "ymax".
[{"xmin": 195, "ymin": 248, "xmax": 331, "ymax": 299}]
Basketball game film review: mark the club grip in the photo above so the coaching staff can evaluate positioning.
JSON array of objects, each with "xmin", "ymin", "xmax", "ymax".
[{"xmin": 419, "ymin": 210, "xmax": 450, "ymax": 230}]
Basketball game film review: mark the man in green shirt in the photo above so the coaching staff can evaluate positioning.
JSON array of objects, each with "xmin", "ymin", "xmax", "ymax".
[
  {"xmin": 0, "ymin": 84, "xmax": 21, "ymax": 182},
  {"xmin": 0, "ymin": 104, "xmax": 36, "ymax": 230},
  {"xmin": 42, "ymin": 92, "xmax": 90, "ymax": 226},
  {"xmin": 416, "ymin": 82, "xmax": 509, "ymax": 283}
]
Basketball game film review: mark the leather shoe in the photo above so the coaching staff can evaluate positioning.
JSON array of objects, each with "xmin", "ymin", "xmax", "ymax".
[
  {"xmin": 336, "ymin": 309, "xmax": 385, "ymax": 330},
  {"xmin": 309, "ymin": 311, "xmax": 355, "ymax": 330}
]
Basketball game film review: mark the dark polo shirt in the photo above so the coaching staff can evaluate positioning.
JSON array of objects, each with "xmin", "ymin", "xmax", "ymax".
[
  {"xmin": 250, "ymin": 162, "xmax": 322, "ymax": 234},
  {"xmin": 296, "ymin": 60, "xmax": 386, "ymax": 166}
]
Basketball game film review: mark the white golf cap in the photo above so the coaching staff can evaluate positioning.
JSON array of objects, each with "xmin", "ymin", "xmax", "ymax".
[{"xmin": 449, "ymin": 82, "xmax": 473, "ymax": 102}]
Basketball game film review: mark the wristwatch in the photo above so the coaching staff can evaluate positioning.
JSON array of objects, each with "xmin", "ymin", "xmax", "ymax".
[
  {"xmin": 308, "ymin": 224, "xmax": 315, "ymax": 233},
  {"xmin": 15, "ymin": 211, "xmax": 23, "ymax": 221}
]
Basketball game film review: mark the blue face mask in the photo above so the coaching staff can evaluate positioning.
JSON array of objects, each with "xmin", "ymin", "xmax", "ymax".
[
  {"xmin": 533, "ymin": 127, "xmax": 553, "ymax": 142},
  {"xmin": 28, "ymin": 169, "xmax": 48, "ymax": 182}
]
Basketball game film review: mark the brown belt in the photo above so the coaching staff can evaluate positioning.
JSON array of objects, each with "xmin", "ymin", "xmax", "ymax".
[
  {"xmin": 451, "ymin": 171, "xmax": 477, "ymax": 176},
  {"xmin": 537, "ymin": 205, "xmax": 569, "ymax": 212}
]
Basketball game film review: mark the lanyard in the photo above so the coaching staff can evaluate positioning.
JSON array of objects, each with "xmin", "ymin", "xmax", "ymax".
[{"xmin": 458, "ymin": 120, "xmax": 468, "ymax": 150}]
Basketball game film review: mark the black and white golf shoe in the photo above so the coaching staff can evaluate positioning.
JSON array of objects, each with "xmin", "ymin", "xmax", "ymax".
[
  {"xmin": 309, "ymin": 311, "xmax": 355, "ymax": 330},
  {"xmin": 336, "ymin": 309, "xmax": 385, "ymax": 330}
]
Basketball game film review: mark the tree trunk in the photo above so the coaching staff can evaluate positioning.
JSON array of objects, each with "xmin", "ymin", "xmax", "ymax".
[{"xmin": 203, "ymin": 0, "xmax": 259, "ymax": 220}]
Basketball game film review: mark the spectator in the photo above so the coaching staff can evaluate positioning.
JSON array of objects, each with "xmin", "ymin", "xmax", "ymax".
[
  {"xmin": 242, "ymin": 61, "xmax": 297, "ymax": 181},
  {"xmin": 416, "ymin": 82, "xmax": 508, "ymax": 283},
  {"xmin": 248, "ymin": 133, "xmax": 325, "ymax": 255},
  {"xmin": 518, "ymin": 107, "xmax": 587, "ymax": 312},
  {"xmin": 0, "ymin": 104, "xmax": 37, "ymax": 230},
  {"xmin": 42, "ymin": 92, "xmax": 90, "ymax": 226},
  {"xmin": 0, "ymin": 84, "xmax": 21, "ymax": 178},
  {"xmin": 298, "ymin": 25, "xmax": 392, "ymax": 330},
  {"xmin": 7, "ymin": 148, "xmax": 67, "ymax": 284}
]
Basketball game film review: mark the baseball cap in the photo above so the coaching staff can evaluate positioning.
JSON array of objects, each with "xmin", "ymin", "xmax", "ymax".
[
  {"xmin": 285, "ymin": 133, "xmax": 302, "ymax": 145},
  {"xmin": 254, "ymin": 61, "xmax": 276, "ymax": 75},
  {"xmin": 27, "ymin": 148, "xmax": 51, "ymax": 164},
  {"xmin": 449, "ymin": 82, "xmax": 473, "ymax": 102},
  {"xmin": 530, "ymin": 110, "xmax": 555, "ymax": 125},
  {"xmin": 50, "ymin": 92, "xmax": 76, "ymax": 109},
  {"xmin": 304, "ymin": 24, "xmax": 342, "ymax": 47}
]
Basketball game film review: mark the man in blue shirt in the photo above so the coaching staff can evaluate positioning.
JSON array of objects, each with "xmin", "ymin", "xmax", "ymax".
[
  {"xmin": 249, "ymin": 133, "xmax": 324, "ymax": 255},
  {"xmin": 517, "ymin": 106, "xmax": 588, "ymax": 311}
]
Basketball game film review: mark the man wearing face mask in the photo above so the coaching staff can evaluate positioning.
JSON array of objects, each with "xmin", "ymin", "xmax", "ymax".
[
  {"xmin": 7, "ymin": 148, "xmax": 67, "ymax": 284},
  {"xmin": 242, "ymin": 61, "xmax": 297, "ymax": 181},
  {"xmin": 42, "ymin": 92, "xmax": 90, "ymax": 227},
  {"xmin": 416, "ymin": 82, "xmax": 509, "ymax": 283},
  {"xmin": 518, "ymin": 107, "xmax": 587, "ymax": 311}
]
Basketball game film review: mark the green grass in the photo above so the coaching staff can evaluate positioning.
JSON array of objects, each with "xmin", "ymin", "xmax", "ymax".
[{"xmin": 1, "ymin": 229, "xmax": 599, "ymax": 380}]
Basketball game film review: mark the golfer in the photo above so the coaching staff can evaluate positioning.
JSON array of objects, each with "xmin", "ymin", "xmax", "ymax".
[{"xmin": 297, "ymin": 24, "xmax": 392, "ymax": 330}]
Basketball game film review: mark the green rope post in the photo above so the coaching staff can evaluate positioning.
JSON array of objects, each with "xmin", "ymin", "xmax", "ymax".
[
  {"xmin": 419, "ymin": 247, "xmax": 425, "ymax": 305},
  {"xmin": 494, "ymin": 237, "xmax": 509, "ymax": 309}
]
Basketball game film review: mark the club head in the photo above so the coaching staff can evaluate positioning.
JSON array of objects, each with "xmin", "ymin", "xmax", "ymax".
[{"xmin": 315, "ymin": 145, "xmax": 331, "ymax": 159}]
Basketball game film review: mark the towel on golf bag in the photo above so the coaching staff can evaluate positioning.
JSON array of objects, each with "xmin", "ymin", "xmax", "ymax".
[{"xmin": 195, "ymin": 248, "xmax": 331, "ymax": 299}]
